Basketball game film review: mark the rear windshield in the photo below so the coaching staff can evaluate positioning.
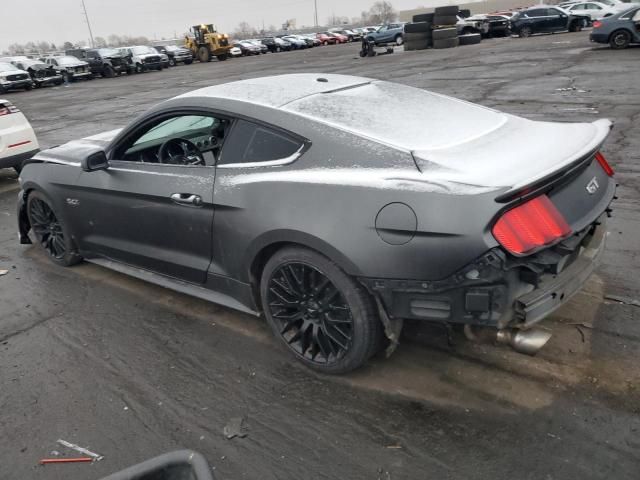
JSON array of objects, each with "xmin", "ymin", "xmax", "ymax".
[{"xmin": 283, "ymin": 80, "xmax": 506, "ymax": 151}]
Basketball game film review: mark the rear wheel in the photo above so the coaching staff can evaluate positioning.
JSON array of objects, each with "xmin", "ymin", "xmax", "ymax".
[
  {"xmin": 103, "ymin": 65, "xmax": 115, "ymax": 78},
  {"xmin": 609, "ymin": 29, "xmax": 631, "ymax": 49},
  {"xmin": 169, "ymin": 57, "xmax": 176, "ymax": 66},
  {"xmin": 261, "ymin": 247, "xmax": 382, "ymax": 374},
  {"xmin": 395, "ymin": 34, "xmax": 404, "ymax": 45},
  {"xmin": 26, "ymin": 191, "xmax": 81, "ymax": 267}
]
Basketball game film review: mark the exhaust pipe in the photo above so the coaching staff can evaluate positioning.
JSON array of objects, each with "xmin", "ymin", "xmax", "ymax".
[{"xmin": 464, "ymin": 325, "xmax": 552, "ymax": 356}]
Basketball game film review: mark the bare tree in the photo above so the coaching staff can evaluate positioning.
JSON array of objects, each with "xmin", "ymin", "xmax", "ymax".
[
  {"xmin": 63, "ymin": 41, "xmax": 74, "ymax": 50},
  {"xmin": 94, "ymin": 36, "xmax": 107, "ymax": 47},
  {"xmin": 367, "ymin": 1, "xmax": 397, "ymax": 24},
  {"xmin": 234, "ymin": 21, "xmax": 257, "ymax": 39}
]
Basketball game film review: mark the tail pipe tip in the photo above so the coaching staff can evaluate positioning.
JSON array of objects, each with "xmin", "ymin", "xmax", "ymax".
[{"xmin": 464, "ymin": 325, "xmax": 552, "ymax": 356}]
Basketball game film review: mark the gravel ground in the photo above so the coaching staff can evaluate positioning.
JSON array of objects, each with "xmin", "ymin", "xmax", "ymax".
[{"xmin": 0, "ymin": 32, "xmax": 639, "ymax": 480}]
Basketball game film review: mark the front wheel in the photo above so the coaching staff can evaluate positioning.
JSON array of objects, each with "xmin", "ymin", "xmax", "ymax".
[
  {"xmin": 261, "ymin": 247, "xmax": 383, "ymax": 374},
  {"xmin": 395, "ymin": 34, "xmax": 404, "ymax": 45},
  {"xmin": 519, "ymin": 26, "xmax": 533, "ymax": 38},
  {"xmin": 26, "ymin": 191, "xmax": 82, "ymax": 267},
  {"xmin": 169, "ymin": 58, "xmax": 176, "ymax": 67}
]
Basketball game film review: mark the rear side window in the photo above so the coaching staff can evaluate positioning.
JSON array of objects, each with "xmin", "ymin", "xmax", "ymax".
[
  {"xmin": 220, "ymin": 120, "xmax": 303, "ymax": 166},
  {"xmin": 526, "ymin": 9, "xmax": 546, "ymax": 16}
]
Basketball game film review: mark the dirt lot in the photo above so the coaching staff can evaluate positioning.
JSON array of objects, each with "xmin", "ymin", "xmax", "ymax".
[{"xmin": 1, "ymin": 32, "xmax": 639, "ymax": 480}]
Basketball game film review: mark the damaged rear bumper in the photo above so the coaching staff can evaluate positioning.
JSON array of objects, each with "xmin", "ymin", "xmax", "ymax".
[{"xmin": 362, "ymin": 217, "xmax": 607, "ymax": 329}]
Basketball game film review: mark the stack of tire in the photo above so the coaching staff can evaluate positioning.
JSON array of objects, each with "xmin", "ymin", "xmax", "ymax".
[
  {"xmin": 432, "ymin": 6, "xmax": 460, "ymax": 49},
  {"xmin": 404, "ymin": 13, "xmax": 434, "ymax": 51}
]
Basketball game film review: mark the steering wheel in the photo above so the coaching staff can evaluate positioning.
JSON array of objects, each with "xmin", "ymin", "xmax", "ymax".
[{"xmin": 158, "ymin": 137, "xmax": 205, "ymax": 166}]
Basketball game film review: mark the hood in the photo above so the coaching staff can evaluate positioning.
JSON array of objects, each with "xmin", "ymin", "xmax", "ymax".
[
  {"xmin": 0, "ymin": 68, "xmax": 29, "ymax": 77},
  {"xmin": 34, "ymin": 128, "xmax": 122, "ymax": 165}
]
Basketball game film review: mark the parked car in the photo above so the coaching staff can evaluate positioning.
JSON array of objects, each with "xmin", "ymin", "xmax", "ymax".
[
  {"xmin": 0, "ymin": 56, "xmax": 63, "ymax": 87},
  {"xmin": 42, "ymin": 55, "xmax": 93, "ymax": 82},
  {"xmin": 260, "ymin": 37, "xmax": 279, "ymax": 52},
  {"xmin": 0, "ymin": 99, "xmax": 38, "ymax": 173},
  {"xmin": 329, "ymin": 29, "xmax": 360, "ymax": 41},
  {"xmin": 282, "ymin": 35, "xmax": 308, "ymax": 49},
  {"xmin": 364, "ymin": 23, "xmax": 405, "ymax": 45},
  {"xmin": 233, "ymin": 41, "xmax": 262, "ymax": 55},
  {"xmin": 150, "ymin": 47, "xmax": 171, "ymax": 68},
  {"xmin": 117, "ymin": 46, "xmax": 163, "ymax": 73},
  {"xmin": 510, "ymin": 6, "xmax": 591, "ymax": 37},
  {"xmin": 590, "ymin": 5, "xmax": 640, "ymax": 48},
  {"xmin": 564, "ymin": 1, "xmax": 618, "ymax": 20},
  {"xmin": 274, "ymin": 37, "xmax": 293, "ymax": 51},
  {"xmin": 465, "ymin": 14, "xmax": 512, "ymax": 36},
  {"xmin": 560, "ymin": 0, "xmax": 639, "ymax": 12},
  {"xmin": 155, "ymin": 45, "xmax": 193, "ymax": 66},
  {"xmin": 16, "ymin": 73, "xmax": 616, "ymax": 373},
  {"xmin": 66, "ymin": 48, "xmax": 130, "ymax": 77},
  {"xmin": 316, "ymin": 32, "xmax": 337, "ymax": 45},
  {"xmin": 301, "ymin": 34, "xmax": 322, "ymax": 46},
  {"xmin": 246, "ymin": 39, "xmax": 269, "ymax": 54},
  {"xmin": 324, "ymin": 31, "xmax": 348, "ymax": 43},
  {"xmin": 290, "ymin": 35, "xmax": 316, "ymax": 47},
  {"xmin": 456, "ymin": 15, "xmax": 490, "ymax": 35},
  {"xmin": 229, "ymin": 46, "xmax": 243, "ymax": 57}
]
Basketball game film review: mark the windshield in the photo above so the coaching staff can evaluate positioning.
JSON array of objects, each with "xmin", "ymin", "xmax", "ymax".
[
  {"xmin": 57, "ymin": 56, "xmax": 81, "ymax": 65},
  {"xmin": 0, "ymin": 62, "xmax": 20, "ymax": 72},
  {"xmin": 164, "ymin": 45, "xmax": 179, "ymax": 51},
  {"xmin": 97, "ymin": 48, "xmax": 121, "ymax": 57},
  {"xmin": 131, "ymin": 46, "xmax": 155, "ymax": 55}
]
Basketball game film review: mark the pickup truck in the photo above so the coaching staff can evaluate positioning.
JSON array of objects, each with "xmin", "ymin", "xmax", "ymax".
[
  {"xmin": 66, "ymin": 48, "xmax": 131, "ymax": 77},
  {"xmin": 364, "ymin": 23, "xmax": 406, "ymax": 45}
]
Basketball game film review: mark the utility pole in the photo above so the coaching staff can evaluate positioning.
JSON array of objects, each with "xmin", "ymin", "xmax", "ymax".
[
  {"xmin": 81, "ymin": 0, "xmax": 95, "ymax": 48},
  {"xmin": 314, "ymin": 0, "xmax": 319, "ymax": 27}
]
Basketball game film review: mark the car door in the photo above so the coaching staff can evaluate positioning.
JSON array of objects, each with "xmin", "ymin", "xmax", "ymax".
[
  {"xmin": 584, "ymin": 3, "xmax": 604, "ymax": 19},
  {"xmin": 70, "ymin": 112, "xmax": 225, "ymax": 284},
  {"xmin": 547, "ymin": 8, "xmax": 569, "ymax": 30},
  {"xmin": 523, "ymin": 9, "xmax": 546, "ymax": 32}
]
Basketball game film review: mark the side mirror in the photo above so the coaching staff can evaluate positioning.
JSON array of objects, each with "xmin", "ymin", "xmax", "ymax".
[{"xmin": 81, "ymin": 150, "xmax": 109, "ymax": 172}]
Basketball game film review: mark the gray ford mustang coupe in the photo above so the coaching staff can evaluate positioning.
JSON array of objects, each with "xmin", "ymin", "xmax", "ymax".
[{"xmin": 17, "ymin": 74, "xmax": 616, "ymax": 373}]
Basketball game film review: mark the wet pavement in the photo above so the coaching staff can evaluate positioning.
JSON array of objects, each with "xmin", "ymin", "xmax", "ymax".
[{"xmin": 0, "ymin": 31, "xmax": 639, "ymax": 479}]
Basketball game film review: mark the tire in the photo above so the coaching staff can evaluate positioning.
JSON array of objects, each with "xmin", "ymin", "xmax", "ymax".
[
  {"xmin": 197, "ymin": 46, "xmax": 211, "ymax": 62},
  {"xmin": 25, "ymin": 84, "xmax": 33, "ymax": 91},
  {"xmin": 519, "ymin": 26, "xmax": 533, "ymax": 38},
  {"xmin": 434, "ymin": 5, "xmax": 459, "ymax": 16},
  {"xmin": 135, "ymin": 63, "xmax": 144, "ymax": 73},
  {"xmin": 185, "ymin": 59, "xmax": 193, "ymax": 65},
  {"xmin": 609, "ymin": 29, "xmax": 631, "ymax": 49},
  {"xmin": 405, "ymin": 22, "xmax": 432, "ymax": 33},
  {"xmin": 395, "ymin": 34, "xmax": 404, "ymax": 45},
  {"xmin": 459, "ymin": 33, "xmax": 482, "ymax": 45},
  {"xmin": 433, "ymin": 15, "xmax": 458, "ymax": 26},
  {"xmin": 404, "ymin": 39, "xmax": 430, "ymax": 50},
  {"xmin": 260, "ymin": 246, "xmax": 383, "ymax": 374},
  {"xmin": 103, "ymin": 65, "xmax": 115, "ymax": 78},
  {"xmin": 433, "ymin": 27, "xmax": 458, "ymax": 40},
  {"xmin": 413, "ymin": 13, "xmax": 434, "ymax": 23},
  {"xmin": 26, "ymin": 191, "xmax": 82, "ymax": 267},
  {"xmin": 169, "ymin": 57, "xmax": 176, "ymax": 66},
  {"xmin": 433, "ymin": 37, "xmax": 459, "ymax": 49},
  {"xmin": 569, "ymin": 20, "xmax": 582, "ymax": 32},
  {"xmin": 405, "ymin": 32, "xmax": 431, "ymax": 43},
  {"xmin": 0, "ymin": 85, "xmax": 5, "ymax": 94}
]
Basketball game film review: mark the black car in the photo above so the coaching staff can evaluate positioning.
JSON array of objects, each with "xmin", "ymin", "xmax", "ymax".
[
  {"xmin": 260, "ymin": 37, "xmax": 279, "ymax": 52},
  {"xmin": 511, "ymin": 6, "xmax": 590, "ymax": 37},
  {"xmin": 66, "ymin": 48, "xmax": 130, "ymax": 77},
  {"xmin": 4, "ymin": 57, "xmax": 63, "ymax": 87},
  {"xmin": 154, "ymin": 45, "xmax": 193, "ymax": 66},
  {"xmin": 17, "ymin": 74, "xmax": 615, "ymax": 374}
]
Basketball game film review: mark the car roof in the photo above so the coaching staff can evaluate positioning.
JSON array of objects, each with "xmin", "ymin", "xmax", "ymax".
[{"xmin": 177, "ymin": 74, "xmax": 506, "ymax": 152}]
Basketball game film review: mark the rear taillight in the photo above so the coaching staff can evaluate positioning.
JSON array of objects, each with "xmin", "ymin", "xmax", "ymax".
[
  {"xmin": 0, "ymin": 101, "xmax": 20, "ymax": 116},
  {"xmin": 492, "ymin": 194, "xmax": 572, "ymax": 255},
  {"xmin": 595, "ymin": 151, "xmax": 614, "ymax": 176},
  {"xmin": 593, "ymin": 20, "xmax": 602, "ymax": 28}
]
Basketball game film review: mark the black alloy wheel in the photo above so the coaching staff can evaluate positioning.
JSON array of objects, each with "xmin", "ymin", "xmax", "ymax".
[
  {"xmin": 519, "ymin": 26, "xmax": 532, "ymax": 38},
  {"xmin": 27, "ymin": 192, "xmax": 81, "ymax": 267},
  {"xmin": 267, "ymin": 262, "xmax": 354, "ymax": 365},
  {"xmin": 261, "ymin": 247, "xmax": 383, "ymax": 374},
  {"xmin": 609, "ymin": 29, "xmax": 631, "ymax": 49}
]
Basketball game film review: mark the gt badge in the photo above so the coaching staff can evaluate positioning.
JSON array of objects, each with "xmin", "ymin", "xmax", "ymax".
[{"xmin": 586, "ymin": 177, "xmax": 599, "ymax": 195}]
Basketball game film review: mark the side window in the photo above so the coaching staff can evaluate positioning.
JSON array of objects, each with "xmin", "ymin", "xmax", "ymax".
[
  {"xmin": 527, "ymin": 9, "xmax": 544, "ymax": 17},
  {"xmin": 117, "ymin": 114, "xmax": 225, "ymax": 166},
  {"xmin": 219, "ymin": 120, "xmax": 303, "ymax": 166}
]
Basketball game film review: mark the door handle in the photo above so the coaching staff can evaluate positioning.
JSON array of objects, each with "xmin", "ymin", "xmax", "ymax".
[{"xmin": 171, "ymin": 193, "xmax": 203, "ymax": 206}]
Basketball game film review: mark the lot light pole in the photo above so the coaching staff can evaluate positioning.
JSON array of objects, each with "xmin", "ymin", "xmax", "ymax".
[
  {"xmin": 81, "ymin": 0, "xmax": 95, "ymax": 48},
  {"xmin": 314, "ymin": 0, "xmax": 319, "ymax": 27}
]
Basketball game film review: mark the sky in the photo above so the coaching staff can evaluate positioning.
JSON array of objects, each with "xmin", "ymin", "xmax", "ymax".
[{"xmin": 0, "ymin": 0, "xmax": 450, "ymax": 51}]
